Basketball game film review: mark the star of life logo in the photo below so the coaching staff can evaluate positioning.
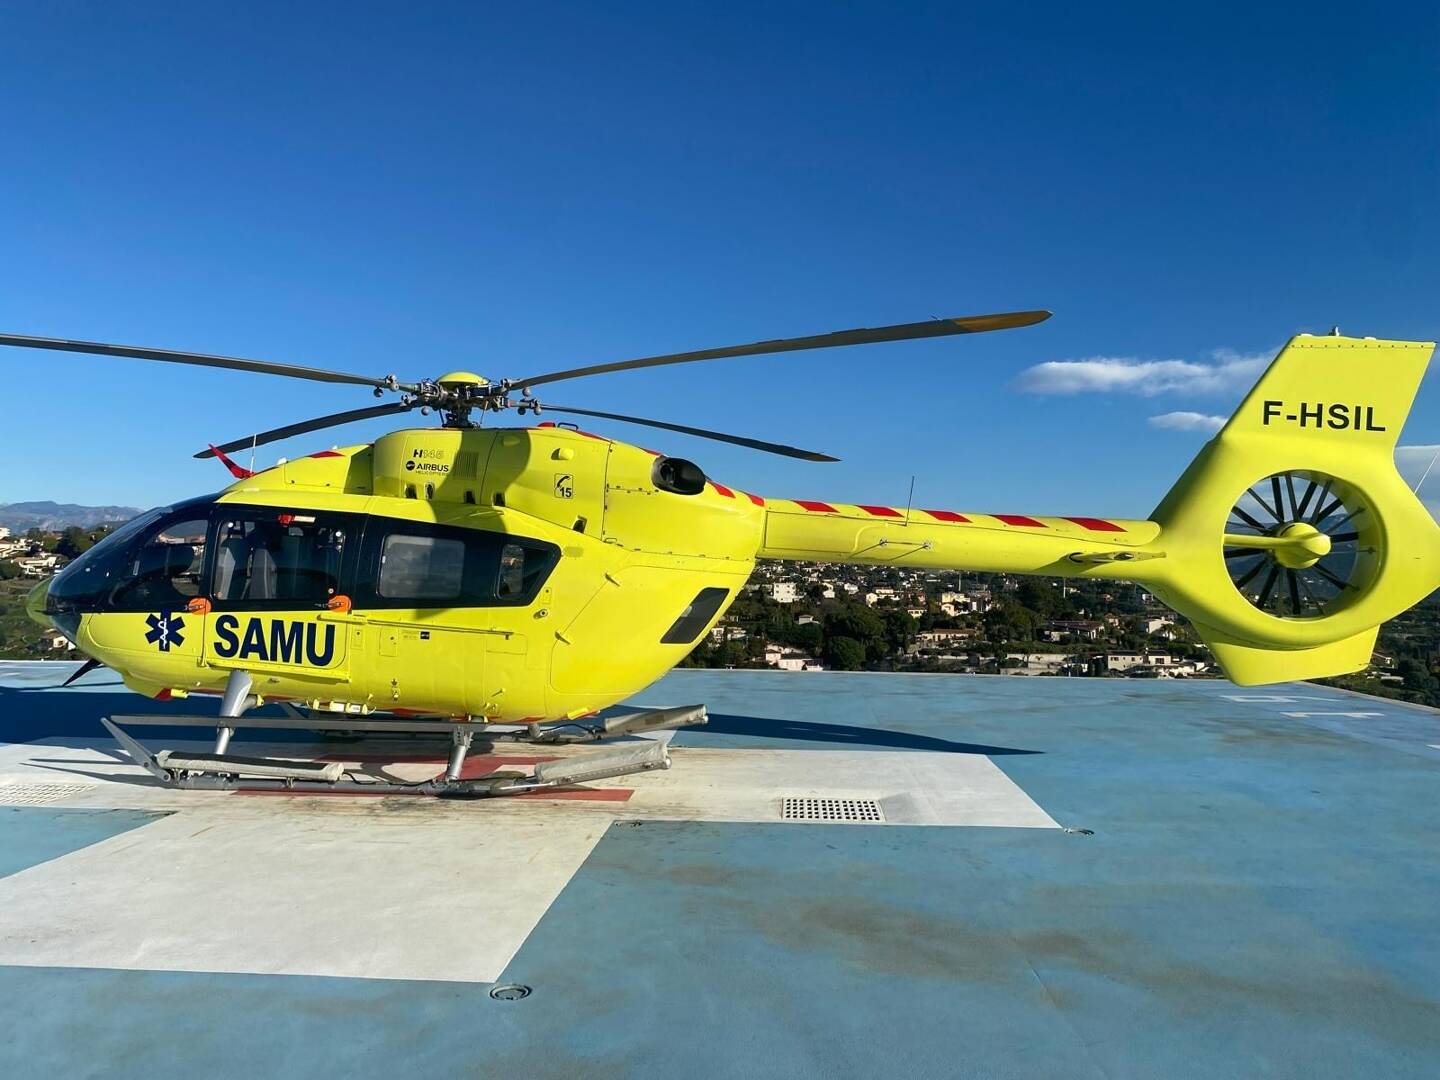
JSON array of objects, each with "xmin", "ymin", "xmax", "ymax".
[{"xmin": 144, "ymin": 611, "xmax": 186, "ymax": 652}]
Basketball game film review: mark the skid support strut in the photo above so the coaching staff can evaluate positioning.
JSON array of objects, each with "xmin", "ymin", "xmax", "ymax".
[
  {"xmin": 214, "ymin": 669, "xmax": 253, "ymax": 755},
  {"xmin": 446, "ymin": 729, "xmax": 474, "ymax": 782}
]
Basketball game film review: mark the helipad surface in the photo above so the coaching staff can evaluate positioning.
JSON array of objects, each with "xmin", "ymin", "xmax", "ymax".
[{"xmin": 1, "ymin": 661, "xmax": 1438, "ymax": 1078}]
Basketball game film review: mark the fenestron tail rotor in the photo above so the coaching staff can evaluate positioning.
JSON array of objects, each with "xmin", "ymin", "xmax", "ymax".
[
  {"xmin": 0, "ymin": 308, "xmax": 1050, "ymax": 462},
  {"xmin": 1223, "ymin": 471, "xmax": 1375, "ymax": 618}
]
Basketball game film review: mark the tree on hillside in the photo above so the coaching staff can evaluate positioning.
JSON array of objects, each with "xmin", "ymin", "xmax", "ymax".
[
  {"xmin": 0, "ymin": 560, "xmax": 20, "ymax": 581},
  {"xmin": 55, "ymin": 527, "xmax": 94, "ymax": 560},
  {"xmin": 879, "ymin": 608, "xmax": 916, "ymax": 656},
  {"xmin": 984, "ymin": 598, "xmax": 1039, "ymax": 645},
  {"xmin": 825, "ymin": 636, "xmax": 866, "ymax": 671},
  {"xmin": 1015, "ymin": 580, "xmax": 1062, "ymax": 620},
  {"xmin": 822, "ymin": 603, "xmax": 885, "ymax": 648},
  {"xmin": 1399, "ymin": 658, "xmax": 1438, "ymax": 697}
]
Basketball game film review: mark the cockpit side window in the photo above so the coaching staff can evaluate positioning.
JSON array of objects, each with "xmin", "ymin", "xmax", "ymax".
[
  {"xmin": 354, "ymin": 518, "xmax": 560, "ymax": 608},
  {"xmin": 209, "ymin": 510, "xmax": 353, "ymax": 608}
]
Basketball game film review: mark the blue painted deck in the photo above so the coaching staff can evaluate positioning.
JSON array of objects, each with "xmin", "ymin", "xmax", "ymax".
[{"xmin": 2, "ymin": 664, "xmax": 1439, "ymax": 1078}]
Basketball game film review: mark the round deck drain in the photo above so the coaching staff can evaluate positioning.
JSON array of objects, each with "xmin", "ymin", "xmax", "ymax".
[{"xmin": 489, "ymin": 984, "xmax": 532, "ymax": 1001}]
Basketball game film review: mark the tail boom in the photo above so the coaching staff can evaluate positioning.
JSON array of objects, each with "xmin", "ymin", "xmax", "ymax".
[
  {"xmin": 752, "ymin": 333, "xmax": 1440, "ymax": 686},
  {"xmin": 756, "ymin": 501, "xmax": 1160, "ymax": 575}
]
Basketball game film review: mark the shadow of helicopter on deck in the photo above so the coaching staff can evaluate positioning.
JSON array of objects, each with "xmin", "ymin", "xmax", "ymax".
[
  {"xmin": 0, "ymin": 675, "xmax": 1042, "ymax": 759},
  {"xmin": 685, "ymin": 711, "xmax": 1040, "ymax": 755}
]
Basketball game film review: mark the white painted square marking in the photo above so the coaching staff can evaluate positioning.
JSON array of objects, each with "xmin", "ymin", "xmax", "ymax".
[
  {"xmin": 0, "ymin": 737, "xmax": 1058, "ymax": 982},
  {"xmin": 0, "ymin": 808, "xmax": 607, "ymax": 983}
]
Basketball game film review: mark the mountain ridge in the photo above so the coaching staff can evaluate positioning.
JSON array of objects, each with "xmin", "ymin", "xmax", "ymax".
[{"xmin": 0, "ymin": 501, "xmax": 143, "ymax": 532}]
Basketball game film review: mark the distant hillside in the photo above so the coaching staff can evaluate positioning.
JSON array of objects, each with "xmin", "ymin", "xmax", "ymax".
[{"xmin": 0, "ymin": 501, "xmax": 143, "ymax": 532}]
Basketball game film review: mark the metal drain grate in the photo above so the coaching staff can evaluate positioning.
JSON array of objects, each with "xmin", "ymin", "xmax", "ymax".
[
  {"xmin": 0, "ymin": 783, "xmax": 96, "ymax": 806},
  {"xmin": 780, "ymin": 797, "xmax": 884, "ymax": 823}
]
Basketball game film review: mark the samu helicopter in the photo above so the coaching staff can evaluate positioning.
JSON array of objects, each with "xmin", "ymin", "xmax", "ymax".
[{"xmin": 6, "ymin": 313, "xmax": 1438, "ymax": 797}]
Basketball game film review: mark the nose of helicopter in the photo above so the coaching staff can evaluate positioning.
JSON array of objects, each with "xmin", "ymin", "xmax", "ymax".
[{"xmin": 25, "ymin": 576, "xmax": 53, "ymax": 629}]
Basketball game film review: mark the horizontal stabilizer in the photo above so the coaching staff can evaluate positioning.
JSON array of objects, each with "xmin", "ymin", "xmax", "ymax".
[{"xmin": 1192, "ymin": 623, "xmax": 1379, "ymax": 686}]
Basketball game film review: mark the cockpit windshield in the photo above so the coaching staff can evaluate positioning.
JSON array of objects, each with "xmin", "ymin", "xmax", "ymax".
[{"xmin": 46, "ymin": 496, "xmax": 217, "ymax": 613}]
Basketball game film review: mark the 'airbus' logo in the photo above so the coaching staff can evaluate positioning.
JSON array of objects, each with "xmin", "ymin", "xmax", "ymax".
[{"xmin": 144, "ymin": 611, "xmax": 186, "ymax": 652}]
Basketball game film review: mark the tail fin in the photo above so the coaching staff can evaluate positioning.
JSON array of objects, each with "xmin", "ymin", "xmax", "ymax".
[{"xmin": 1143, "ymin": 333, "xmax": 1440, "ymax": 685}]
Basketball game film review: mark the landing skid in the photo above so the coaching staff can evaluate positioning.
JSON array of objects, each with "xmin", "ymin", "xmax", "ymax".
[{"xmin": 98, "ymin": 704, "xmax": 706, "ymax": 799}]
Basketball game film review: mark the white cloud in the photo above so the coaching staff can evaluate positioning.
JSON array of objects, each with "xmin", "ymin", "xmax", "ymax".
[
  {"xmin": 1014, "ymin": 348, "xmax": 1271, "ymax": 397},
  {"xmin": 1148, "ymin": 411, "xmax": 1226, "ymax": 433}
]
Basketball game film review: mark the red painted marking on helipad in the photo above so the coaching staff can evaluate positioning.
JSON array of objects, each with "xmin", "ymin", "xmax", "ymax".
[
  {"xmin": 455, "ymin": 755, "xmax": 556, "ymax": 780},
  {"xmin": 236, "ymin": 787, "xmax": 633, "ymax": 801},
  {"xmin": 239, "ymin": 750, "xmax": 636, "ymax": 802},
  {"xmin": 316, "ymin": 753, "xmax": 556, "ymax": 771},
  {"xmin": 316, "ymin": 753, "xmax": 638, "ymax": 791},
  {"xmin": 513, "ymin": 788, "xmax": 633, "ymax": 802}
]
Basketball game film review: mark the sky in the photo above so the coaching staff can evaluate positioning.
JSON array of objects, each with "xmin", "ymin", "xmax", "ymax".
[{"xmin": 1, "ymin": 2, "xmax": 1438, "ymax": 519}]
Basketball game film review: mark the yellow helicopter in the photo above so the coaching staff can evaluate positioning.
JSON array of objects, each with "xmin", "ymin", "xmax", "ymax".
[{"xmin": 5, "ymin": 313, "xmax": 1438, "ymax": 797}]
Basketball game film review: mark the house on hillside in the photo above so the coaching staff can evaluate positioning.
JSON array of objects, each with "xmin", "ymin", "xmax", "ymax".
[
  {"xmin": 763, "ymin": 643, "xmax": 824, "ymax": 671},
  {"xmin": 1104, "ymin": 652, "xmax": 1175, "ymax": 673},
  {"xmin": 38, "ymin": 628, "xmax": 73, "ymax": 651},
  {"xmin": 15, "ymin": 554, "xmax": 59, "ymax": 577}
]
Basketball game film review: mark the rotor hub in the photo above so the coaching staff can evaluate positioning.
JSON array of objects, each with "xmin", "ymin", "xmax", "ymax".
[
  {"xmin": 1272, "ymin": 522, "xmax": 1332, "ymax": 569},
  {"xmin": 436, "ymin": 370, "xmax": 489, "ymax": 389}
]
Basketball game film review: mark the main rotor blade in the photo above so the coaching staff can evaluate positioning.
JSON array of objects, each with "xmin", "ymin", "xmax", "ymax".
[
  {"xmin": 194, "ymin": 401, "xmax": 417, "ymax": 459},
  {"xmin": 539, "ymin": 405, "xmax": 839, "ymax": 461},
  {"xmin": 513, "ymin": 309, "xmax": 1051, "ymax": 390},
  {"xmin": 0, "ymin": 332, "xmax": 401, "ymax": 391}
]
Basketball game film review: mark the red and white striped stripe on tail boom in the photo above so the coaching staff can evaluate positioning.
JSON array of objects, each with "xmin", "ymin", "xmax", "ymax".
[{"xmin": 750, "ymin": 496, "xmax": 1158, "ymax": 573}]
